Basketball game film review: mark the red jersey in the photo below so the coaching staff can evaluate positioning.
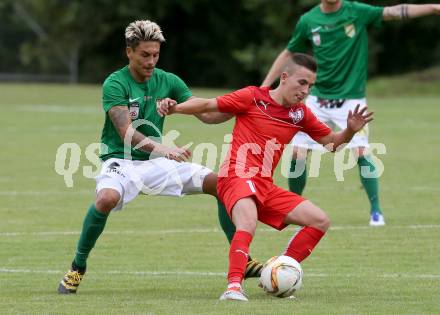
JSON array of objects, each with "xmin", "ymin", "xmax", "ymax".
[{"xmin": 216, "ymin": 86, "xmax": 331, "ymax": 180}]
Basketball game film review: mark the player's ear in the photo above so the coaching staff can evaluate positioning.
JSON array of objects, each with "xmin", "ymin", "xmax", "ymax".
[
  {"xmin": 280, "ymin": 71, "xmax": 289, "ymax": 83},
  {"xmin": 126, "ymin": 46, "xmax": 132, "ymax": 58}
]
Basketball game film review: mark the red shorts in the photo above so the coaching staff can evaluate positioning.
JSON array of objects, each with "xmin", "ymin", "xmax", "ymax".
[{"xmin": 217, "ymin": 176, "xmax": 306, "ymax": 230}]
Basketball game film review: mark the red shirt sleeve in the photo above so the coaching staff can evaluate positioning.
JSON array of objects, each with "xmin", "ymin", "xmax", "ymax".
[
  {"xmin": 301, "ymin": 105, "xmax": 332, "ymax": 141},
  {"xmin": 216, "ymin": 87, "xmax": 253, "ymax": 114}
]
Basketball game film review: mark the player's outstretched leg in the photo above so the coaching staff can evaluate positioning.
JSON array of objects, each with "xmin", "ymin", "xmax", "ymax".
[
  {"xmin": 217, "ymin": 199, "xmax": 263, "ymax": 279},
  {"xmin": 58, "ymin": 204, "xmax": 109, "ymax": 293},
  {"xmin": 58, "ymin": 189, "xmax": 118, "ymax": 294},
  {"xmin": 357, "ymin": 155, "xmax": 385, "ymax": 226}
]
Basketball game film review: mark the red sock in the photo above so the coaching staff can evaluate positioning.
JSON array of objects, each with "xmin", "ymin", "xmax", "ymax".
[
  {"xmin": 284, "ymin": 226, "xmax": 325, "ymax": 263},
  {"xmin": 227, "ymin": 230, "xmax": 253, "ymax": 285}
]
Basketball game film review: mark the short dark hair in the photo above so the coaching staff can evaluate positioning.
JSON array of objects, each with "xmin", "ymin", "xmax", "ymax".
[{"xmin": 291, "ymin": 53, "xmax": 317, "ymax": 73}]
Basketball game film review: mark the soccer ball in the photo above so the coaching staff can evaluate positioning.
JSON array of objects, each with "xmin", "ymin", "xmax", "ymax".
[{"xmin": 259, "ymin": 255, "xmax": 303, "ymax": 298}]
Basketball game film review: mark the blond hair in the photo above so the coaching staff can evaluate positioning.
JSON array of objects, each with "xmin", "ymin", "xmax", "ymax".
[{"xmin": 125, "ymin": 20, "xmax": 165, "ymax": 49}]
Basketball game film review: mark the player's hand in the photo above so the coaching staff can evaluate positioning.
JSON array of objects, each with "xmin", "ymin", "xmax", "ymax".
[
  {"xmin": 162, "ymin": 146, "xmax": 192, "ymax": 162},
  {"xmin": 347, "ymin": 104, "xmax": 374, "ymax": 133},
  {"xmin": 156, "ymin": 98, "xmax": 177, "ymax": 117}
]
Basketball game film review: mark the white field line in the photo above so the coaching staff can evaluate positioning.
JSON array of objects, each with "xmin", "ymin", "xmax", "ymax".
[
  {"xmin": 0, "ymin": 190, "xmax": 91, "ymax": 196},
  {"xmin": 307, "ymin": 186, "xmax": 440, "ymax": 192},
  {"xmin": 1, "ymin": 186, "xmax": 439, "ymax": 196},
  {"xmin": 1, "ymin": 224, "xmax": 440, "ymax": 237},
  {"xmin": 1, "ymin": 267, "xmax": 440, "ymax": 280},
  {"xmin": 16, "ymin": 105, "xmax": 99, "ymax": 114},
  {"xmin": 0, "ymin": 229, "xmax": 219, "ymax": 237}
]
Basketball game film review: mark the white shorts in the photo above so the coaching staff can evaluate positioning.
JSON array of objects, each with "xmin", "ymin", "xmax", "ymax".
[
  {"xmin": 292, "ymin": 95, "xmax": 370, "ymax": 150},
  {"xmin": 95, "ymin": 157, "xmax": 213, "ymax": 211}
]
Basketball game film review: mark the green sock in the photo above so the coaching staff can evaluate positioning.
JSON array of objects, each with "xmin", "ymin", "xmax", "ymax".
[
  {"xmin": 288, "ymin": 158, "xmax": 307, "ymax": 195},
  {"xmin": 357, "ymin": 156, "xmax": 382, "ymax": 214},
  {"xmin": 73, "ymin": 204, "xmax": 109, "ymax": 269},
  {"xmin": 217, "ymin": 199, "xmax": 235, "ymax": 244}
]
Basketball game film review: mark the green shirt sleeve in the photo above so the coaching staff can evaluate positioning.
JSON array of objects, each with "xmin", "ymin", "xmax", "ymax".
[
  {"xmin": 286, "ymin": 16, "xmax": 309, "ymax": 53},
  {"xmin": 352, "ymin": 1, "xmax": 384, "ymax": 28},
  {"xmin": 102, "ymin": 77, "xmax": 128, "ymax": 112},
  {"xmin": 169, "ymin": 73, "xmax": 192, "ymax": 103}
]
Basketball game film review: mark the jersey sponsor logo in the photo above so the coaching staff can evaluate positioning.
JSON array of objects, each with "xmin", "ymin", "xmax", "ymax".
[
  {"xmin": 312, "ymin": 32, "xmax": 321, "ymax": 46},
  {"xmin": 344, "ymin": 23, "xmax": 356, "ymax": 38},
  {"xmin": 289, "ymin": 108, "xmax": 304, "ymax": 124},
  {"xmin": 318, "ymin": 98, "xmax": 345, "ymax": 109},
  {"xmin": 129, "ymin": 102, "xmax": 140, "ymax": 120}
]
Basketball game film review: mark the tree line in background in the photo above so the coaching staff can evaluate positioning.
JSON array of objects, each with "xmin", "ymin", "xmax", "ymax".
[{"xmin": 1, "ymin": 0, "xmax": 439, "ymax": 87}]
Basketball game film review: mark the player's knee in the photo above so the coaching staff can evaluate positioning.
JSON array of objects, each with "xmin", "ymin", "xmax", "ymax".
[
  {"xmin": 311, "ymin": 211, "xmax": 330, "ymax": 232},
  {"xmin": 95, "ymin": 189, "xmax": 121, "ymax": 213},
  {"xmin": 235, "ymin": 219, "xmax": 257, "ymax": 235}
]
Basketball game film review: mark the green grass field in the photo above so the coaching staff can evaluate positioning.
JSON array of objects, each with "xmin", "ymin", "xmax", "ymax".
[{"xmin": 1, "ymin": 81, "xmax": 439, "ymax": 314}]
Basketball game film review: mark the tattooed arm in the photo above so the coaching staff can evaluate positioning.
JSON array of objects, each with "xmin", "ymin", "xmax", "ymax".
[
  {"xmin": 108, "ymin": 106, "xmax": 191, "ymax": 162},
  {"xmin": 383, "ymin": 4, "xmax": 440, "ymax": 21}
]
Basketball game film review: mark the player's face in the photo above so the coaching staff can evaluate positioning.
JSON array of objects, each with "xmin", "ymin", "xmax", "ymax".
[
  {"xmin": 280, "ymin": 67, "xmax": 316, "ymax": 106},
  {"xmin": 127, "ymin": 41, "xmax": 160, "ymax": 81}
]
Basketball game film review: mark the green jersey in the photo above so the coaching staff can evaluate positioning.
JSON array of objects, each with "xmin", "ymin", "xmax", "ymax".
[
  {"xmin": 100, "ymin": 66, "xmax": 192, "ymax": 161},
  {"xmin": 287, "ymin": 1, "xmax": 383, "ymax": 99}
]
